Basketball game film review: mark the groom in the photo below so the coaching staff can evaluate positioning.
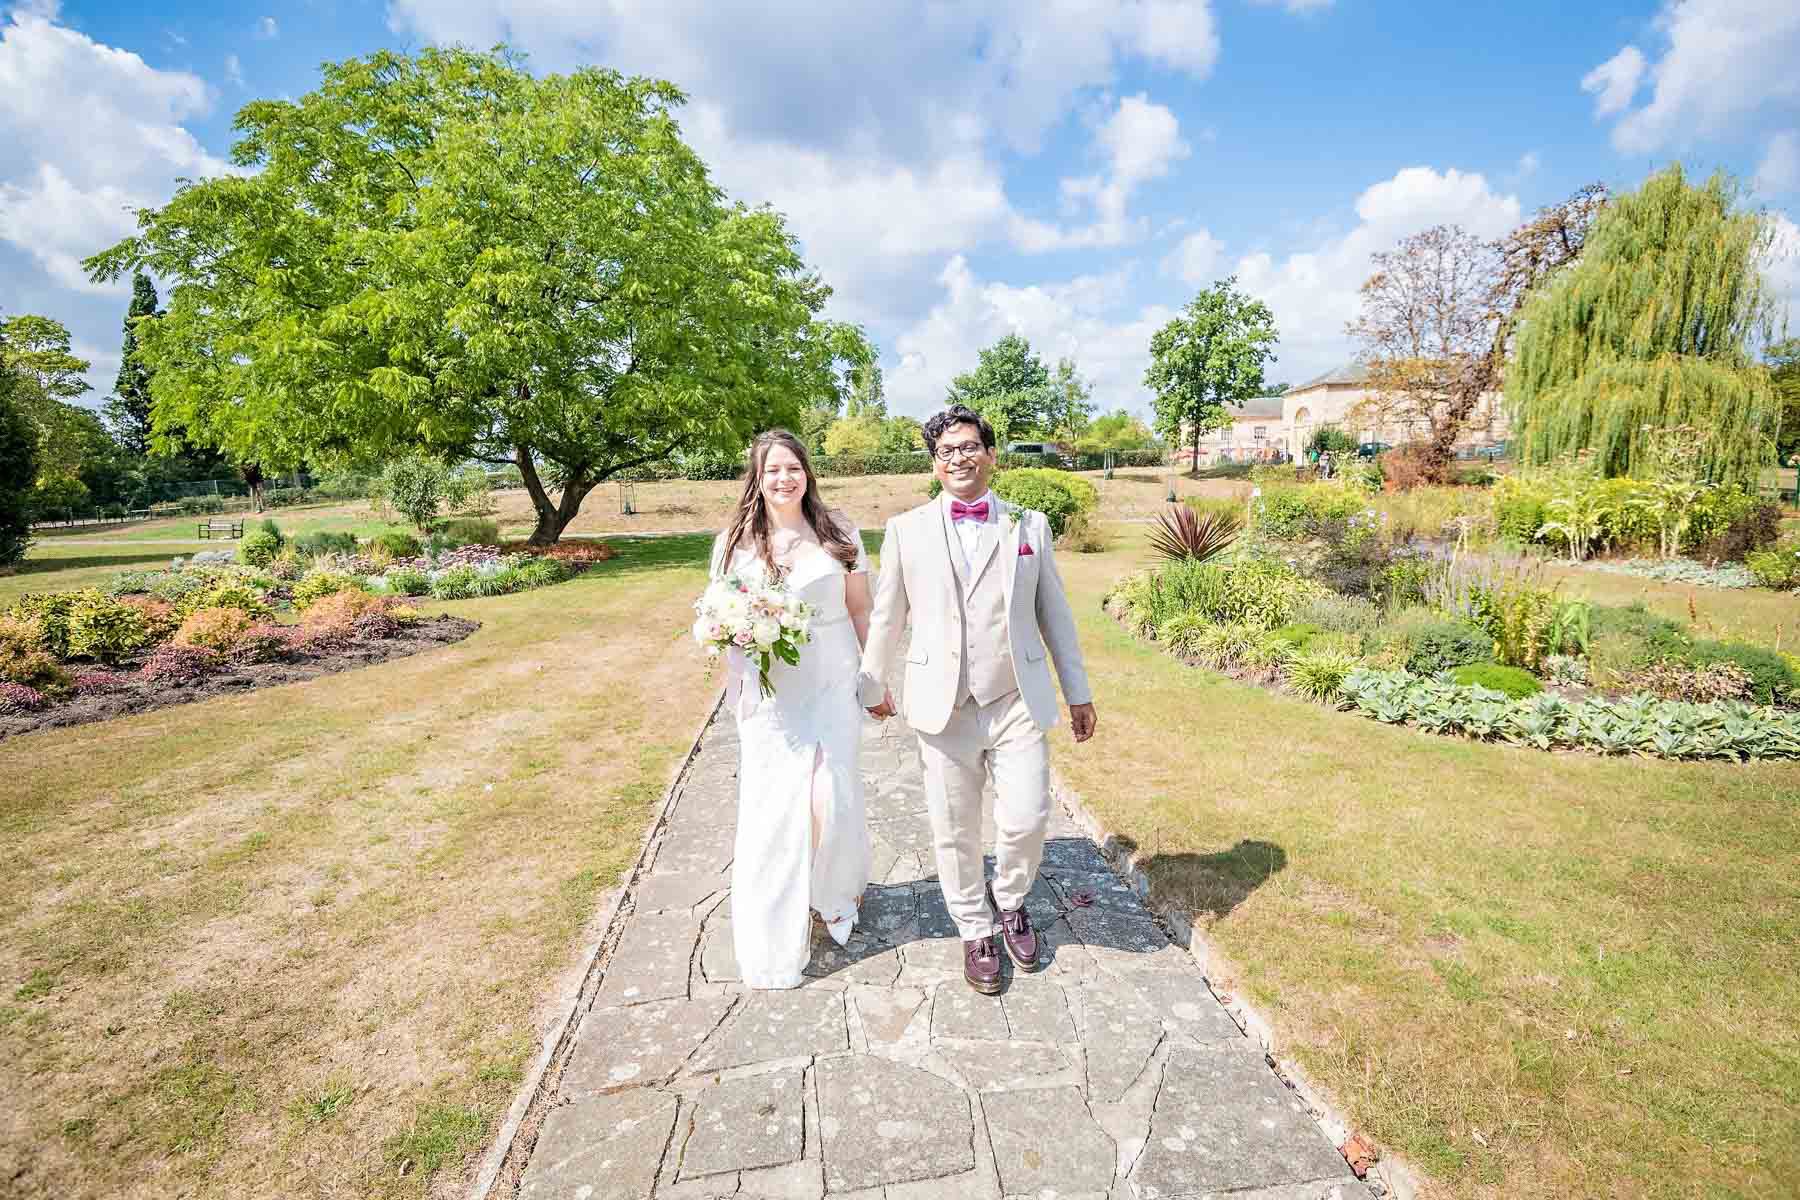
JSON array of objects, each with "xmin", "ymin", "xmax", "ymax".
[{"xmin": 860, "ymin": 405, "xmax": 1096, "ymax": 996}]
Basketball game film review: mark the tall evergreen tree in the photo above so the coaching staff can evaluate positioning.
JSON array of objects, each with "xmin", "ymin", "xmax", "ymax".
[
  {"xmin": 0, "ymin": 359, "xmax": 37, "ymax": 565},
  {"xmin": 105, "ymin": 272, "xmax": 160, "ymax": 455},
  {"xmin": 1505, "ymin": 166, "xmax": 1780, "ymax": 484}
]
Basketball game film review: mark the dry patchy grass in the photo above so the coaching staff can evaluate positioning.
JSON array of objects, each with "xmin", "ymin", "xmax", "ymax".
[
  {"xmin": 0, "ymin": 535, "xmax": 719, "ymax": 1199},
  {"xmin": 1047, "ymin": 528, "xmax": 1800, "ymax": 1199}
]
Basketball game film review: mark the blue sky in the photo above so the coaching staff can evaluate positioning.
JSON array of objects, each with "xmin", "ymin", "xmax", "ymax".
[{"xmin": 3, "ymin": 0, "xmax": 1796, "ymax": 423}]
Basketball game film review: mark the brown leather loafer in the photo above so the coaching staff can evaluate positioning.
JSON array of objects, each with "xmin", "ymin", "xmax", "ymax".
[
  {"xmin": 996, "ymin": 902, "xmax": 1039, "ymax": 969},
  {"xmin": 963, "ymin": 935, "xmax": 1002, "ymax": 995}
]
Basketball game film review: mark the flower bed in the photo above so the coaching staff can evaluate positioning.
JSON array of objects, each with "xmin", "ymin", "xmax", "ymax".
[{"xmin": 1107, "ymin": 494, "xmax": 1800, "ymax": 761}]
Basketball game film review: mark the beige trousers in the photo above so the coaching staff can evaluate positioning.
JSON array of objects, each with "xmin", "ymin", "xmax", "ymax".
[{"xmin": 915, "ymin": 690, "xmax": 1050, "ymax": 941}]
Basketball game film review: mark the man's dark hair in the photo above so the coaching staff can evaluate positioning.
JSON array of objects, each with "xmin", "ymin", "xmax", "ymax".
[{"xmin": 922, "ymin": 405, "xmax": 996, "ymax": 454}]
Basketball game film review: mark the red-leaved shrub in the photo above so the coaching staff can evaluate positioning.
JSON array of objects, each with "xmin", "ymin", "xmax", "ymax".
[
  {"xmin": 0, "ymin": 682, "xmax": 48, "ymax": 714},
  {"xmin": 140, "ymin": 643, "xmax": 222, "ymax": 685},
  {"xmin": 71, "ymin": 669, "xmax": 130, "ymax": 695}
]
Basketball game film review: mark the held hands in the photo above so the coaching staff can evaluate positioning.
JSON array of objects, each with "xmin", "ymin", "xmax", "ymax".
[
  {"xmin": 866, "ymin": 688, "xmax": 897, "ymax": 720},
  {"xmin": 1069, "ymin": 702, "xmax": 1098, "ymax": 743}
]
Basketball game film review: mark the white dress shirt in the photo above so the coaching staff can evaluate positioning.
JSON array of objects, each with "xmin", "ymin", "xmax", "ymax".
[{"xmin": 947, "ymin": 489, "xmax": 997, "ymax": 574}]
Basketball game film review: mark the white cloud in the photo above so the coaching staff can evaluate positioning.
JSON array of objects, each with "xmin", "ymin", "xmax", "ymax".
[
  {"xmin": 1231, "ymin": 166, "xmax": 1522, "ymax": 384},
  {"xmin": 1755, "ymin": 131, "xmax": 1799, "ymax": 195},
  {"xmin": 1587, "ymin": 1, "xmax": 1800, "ymax": 153},
  {"xmin": 255, "ymin": 16, "xmax": 278, "ymax": 39},
  {"xmin": 1515, "ymin": 150, "xmax": 1541, "ymax": 178},
  {"xmin": 1765, "ymin": 212, "xmax": 1800, "ymax": 326},
  {"xmin": 888, "ymin": 255, "xmax": 1175, "ymax": 418},
  {"xmin": 1099, "ymin": 92, "xmax": 1189, "ymax": 185},
  {"xmin": 1162, "ymin": 228, "xmax": 1225, "ymax": 284},
  {"xmin": 0, "ymin": 7, "xmax": 228, "ymax": 297},
  {"xmin": 1010, "ymin": 93, "xmax": 1189, "ymax": 252},
  {"xmin": 1580, "ymin": 46, "xmax": 1645, "ymax": 119},
  {"xmin": 225, "ymin": 53, "xmax": 244, "ymax": 88}
]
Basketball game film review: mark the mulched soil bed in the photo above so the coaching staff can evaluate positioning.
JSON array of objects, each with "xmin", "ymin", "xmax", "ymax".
[{"xmin": 0, "ymin": 615, "xmax": 480, "ymax": 741}]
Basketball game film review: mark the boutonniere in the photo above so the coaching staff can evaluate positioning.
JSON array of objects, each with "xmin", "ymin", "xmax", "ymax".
[{"xmin": 1005, "ymin": 509, "xmax": 1023, "ymax": 530}]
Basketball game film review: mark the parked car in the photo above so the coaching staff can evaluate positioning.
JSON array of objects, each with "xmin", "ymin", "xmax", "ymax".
[{"xmin": 1355, "ymin": 441, "xmax": 1392, "ymax": 459}]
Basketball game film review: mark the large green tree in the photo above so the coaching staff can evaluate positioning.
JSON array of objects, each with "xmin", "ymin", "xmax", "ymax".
[
  {"xmin": 1046, "ymin": 357, "xmax": 1095, "ymax": 442},
  {"xmin": 105, "ymin": 272, "xmax": 160, "ymax": 455},
  {"xmin": 86, "ymin": 48, "xmax": 868, "ymax": 544},
  {"xmin": 0, "ymin": 358, "xmax": 36, "ymax": 564},
  {"xmin": 1506, "ymin": 166, "xmax": 1780, "ymax": 483},
  {"xmin": 1074, "ymin": 408, "xmax": 1159, "ymax": 454},
  {"xmin": 1145, "ymin": 277, "xmax": 1278, "ymax": 470},
  {"xmin": 947, "ymin": 334, "xmax": 1054, "ymax": 442}
]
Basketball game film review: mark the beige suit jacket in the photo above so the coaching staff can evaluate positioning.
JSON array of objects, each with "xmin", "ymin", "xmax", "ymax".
[{"xmin": 858, "ymin": 495, "xmax": 1091, "ymax": 735}]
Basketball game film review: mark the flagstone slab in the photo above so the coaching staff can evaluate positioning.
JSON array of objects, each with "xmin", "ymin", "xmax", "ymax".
[
  {"xmin": 1131, "ymin": 1043, "xmax": 1355, "ymax": 1198},
  {"xmin": 1126, "ymin": 970, "xmax": 1243, "ymax": 1044},
  {"xmin": 681, "ymin": 1067, "xmax": 806, "ymax": 1179},
  {"xmin": 851, "ymin": 986, "xmax": 926, "ymax": 1044},
  {"xmin": 690, "ymin": 988, "xmax": 848, "ymax": 1072},
  {"xmin": 518, "ymin": 1089, "xmax": 679, "ymax": 1200},
  {"xmin": 636, "ymin": 870, "xmax": 728, "ymax": 913},
  {"xmin": 930, "ymin": 980, "xmax": 1010, "ymax": 1041},
  {"xmin": 817, "ymin": 1055, "xmax": 975, "ymax": 1191},
  {"xmin": 1078, "ymin": 980, "xmax": 1166, "ymax": 1103},
  {"xmin": 984, "ymin": 1085, "xmax": 1115, "ymax": 1195},
  {"xmin": 594, "ymin": 911, "xmax": 700, "ymax": 1008},
  {"xmin": 1000, "ymin": 974, "xmax": 1077, "ymax": 1043},
  {"xmin": 562, "ymin": 996, "xmax": 735, "ymax": 1095},
  {"xmin": 858, "ymin": 883, "xmax": 920, "ymax": 943},
  {"xmin": 936, "ymin": 1038, "xmax": 1077, "ymax": 1091},
  {"xmin": 652, "ymin": 825, "xmax": 736, "ymax": 875}
]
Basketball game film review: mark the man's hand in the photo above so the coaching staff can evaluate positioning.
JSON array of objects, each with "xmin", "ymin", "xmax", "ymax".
[
  {"xmin": 866, "ymin": 689, "xmax": 896, "ymax": 720},
  {"xmin": 1069, "ymin": 702, "xmax": 1097, "ymax": 743}
]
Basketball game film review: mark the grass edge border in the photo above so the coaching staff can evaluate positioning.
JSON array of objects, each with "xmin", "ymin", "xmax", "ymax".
[
  {"xmin": 1046, "ymin": 760, "xmax": 1429, "ymax": 1200},
  {"xmin": 465, "ymin": 686, "xmax": 726, "ymax": 1200}
]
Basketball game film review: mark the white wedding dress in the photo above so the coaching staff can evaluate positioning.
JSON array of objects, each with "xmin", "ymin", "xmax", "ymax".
[{"xmin": 712, "ymin": 525, "xmax": 871, "ymax": 989}]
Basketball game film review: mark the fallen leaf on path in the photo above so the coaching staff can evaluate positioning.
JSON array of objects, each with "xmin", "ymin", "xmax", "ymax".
[
  {"xmin": 1069, "ymin": 889, "xmax": 1096, "ymax": 907},
  {"xmin": 1340, "ymin": 1133, "xmax": 1379, "ymax": 1177}
]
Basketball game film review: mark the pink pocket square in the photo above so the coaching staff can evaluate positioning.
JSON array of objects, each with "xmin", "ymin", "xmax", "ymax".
[{"xmin": 1018, "ymin": 543, "xmax": 1035, "ymax": 557}]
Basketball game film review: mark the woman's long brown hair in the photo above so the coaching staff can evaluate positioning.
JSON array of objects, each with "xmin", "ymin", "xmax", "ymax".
[{"xmin": 719, "ymin": 429, "xmax": 860, "ymax": 579}]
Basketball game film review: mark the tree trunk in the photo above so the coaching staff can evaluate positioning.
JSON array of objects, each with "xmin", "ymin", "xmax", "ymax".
[
  {"xmin": 515, "ymin": 444, "xmax": 595, "ymax": 546},
  {"xmin": 1190, "ymin": 412, "xmax": 1201, "ymax": 476}
]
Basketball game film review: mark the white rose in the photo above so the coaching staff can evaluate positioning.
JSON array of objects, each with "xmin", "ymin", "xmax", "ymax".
[{"xmin": 752, "ymin": 618, "xmax": 781, "ymax": 647}]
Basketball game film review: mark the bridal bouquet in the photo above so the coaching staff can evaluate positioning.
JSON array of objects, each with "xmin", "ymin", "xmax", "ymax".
[{"xmin": 692, "ymin": 568, "xmax": 815, "ymax": 698}]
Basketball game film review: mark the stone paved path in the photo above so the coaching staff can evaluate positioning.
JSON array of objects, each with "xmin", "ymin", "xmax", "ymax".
[{"xmin": 514, "ymin": 711, "xmax": 1371, "ymax": 1199}]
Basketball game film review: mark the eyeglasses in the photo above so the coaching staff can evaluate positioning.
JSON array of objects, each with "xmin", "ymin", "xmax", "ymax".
[{"xmin": 933, "ymin": 441, "xmax": 987, "ymax": 463}]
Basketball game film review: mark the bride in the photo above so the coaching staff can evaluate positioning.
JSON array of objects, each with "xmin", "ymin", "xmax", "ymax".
[{"xmin": 710, "ymin": 429, "xmax": 872, "ymax": 989}]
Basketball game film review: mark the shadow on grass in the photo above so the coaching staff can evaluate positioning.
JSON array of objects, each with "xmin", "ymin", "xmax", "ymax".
[
  {"xmin": 4, "ymin": 551, "xmax": 178, "ymax": 576},
  {"xmin": 1131, "ymin": 838, "xmax": 1289, "ymax": 924}
]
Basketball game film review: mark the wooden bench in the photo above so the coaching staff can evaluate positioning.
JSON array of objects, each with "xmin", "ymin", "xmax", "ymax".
[{"xmin": 197, "ymin": 518, "xmax": 244, "ymax": 539}]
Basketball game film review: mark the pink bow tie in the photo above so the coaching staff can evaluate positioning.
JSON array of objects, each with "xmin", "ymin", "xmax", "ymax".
[{"xmin": 950, "ymin": 499, "xmax": 990, "ymax": 523}]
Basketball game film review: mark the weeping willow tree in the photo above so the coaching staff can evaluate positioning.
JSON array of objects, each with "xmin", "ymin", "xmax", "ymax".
[{"xmin": 1505, "ymin": 165, "xmax": 1782, "ymax": 484}]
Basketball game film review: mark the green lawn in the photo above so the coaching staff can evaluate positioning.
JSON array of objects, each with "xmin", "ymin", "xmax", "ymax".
[
  {"xmin": 0, "ymin": 534, "xmax": 719, "ymax": 1200},
  {"xmin": 1049, "ymin": 526, "xmax": 1800, "ymax": 1199}
]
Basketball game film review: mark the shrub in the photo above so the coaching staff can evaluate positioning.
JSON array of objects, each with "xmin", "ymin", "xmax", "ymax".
[
  {"xmin": 429, "ymin": 564, "xmax": 484, "ymax": 600},
  {"xmin": 1285, "ymin": 649, "xmax": 1360, "ymax": 701},
  {"xmin": 0, "ymin": 682, "xmax": 48, "ymax": 714},
  {"xmin": 1589, "ymin": 603, "xmax": 1690, "ymax": 659},
  {"xmin": 140, "ymin": 643, "xmax": 223, "ymax": 685},
  {"xmin": 1696, "ymin": 498, "xmax": 1783, "ymax": 562},
  {"xmin": 116, "ymin": 595, "xmax": 180, "ymax": 644},
  {"xmin": 1159, "ymin": 612, "xmax": 1212, "ymax": 656},
  {"xmin": 502, "ymin": 539, "xmax": 617, "ymax": 564},
  {"xmin": 267, "ymin": 550, "xmax": 306, "ymax": 582},
  {"xmin": 177, "ymin": 581, "xmax": 272, "ymax": 620},
  {"xmin": 0, "ymin": 615, "xmax": 69, "ymax": 692},
  {"xmin": 239, "ymin": 528, "xmax": 283, "ymax": 568},
  {"xmin": 293, "ymin": 530, "xmax": 360, "ymax": 558},
  {"xmin": 1056, "ymin": 511, "xmax": 1110, "ymax": 554},
  {"xmin": 1377, "ymin": 442, "xmax": 1440, "ymax": 491},
  {"xmin": 5, "ymin": 593, "xmax": 77, "ymax": 657},
  {"xmin": 989, "ymin": 469, "xmax": 1091, "ymax": 537},
  {"xmin": 173, "ymin": 606, "xmax": 256, "ymax": 652},
  {"xmin": 1683, "ymin": 640, "xmax": 1799, "ymax": 706},
  {"xmin": 439, "ymin": 517, "xmax": 500, "ymax": 548},
  {"xmin": 372, "ymin": 530, "xmax": 422, "ymax": 558},
  {"xmin": 1294, "ymin": 594, "xmax": 1382, "ymax": 634},
  {"xmin": 1266, "ymin": 623, "xmax": 1323, "ymax": 653},
  {"xmin": 300, "ymin": 589, "xmax": 390, "ymax": 632},
  {"xmin": 231, "ymin": 622, "xmax": 292, "ymax": 665},
  {"xmin": 1375, "ymin": 611, "xmax": 1493, "ymax": 675},
  {"xmin": 1745, "ymin": 545, "xmax": 1799, "ymax": 589},
  {"xmin": 70, "ymin": 668, "xmax": 129, "ymax": 695},
  {"xmin": 1619, "ymin": 661, "xmax": 1754, "ymax": 703},
  {"xmin": 294, "ymin": 570, "xmax": 366, "ymax": 609},
  {"xmin": 383, "ymin": 566, "xmax": 431, "ymax": 596},
  {"xmin": 1152, "ymin": 557, "xmax": 1325, "ymax": 632},
  {"xmin": 512, "ymin": 559, "xmax": 571, "ymax": 590},
  {"xmin": 1194, "ymin": 622, "xmax": 1259, "ymax": 670},
  {"xmin": 1450, "ymin": 663, "xmax": 1542, "ymax": 699},
  {"xmin": 65, "ymin": 592, "xmax": 152, "ymax": 665}
]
